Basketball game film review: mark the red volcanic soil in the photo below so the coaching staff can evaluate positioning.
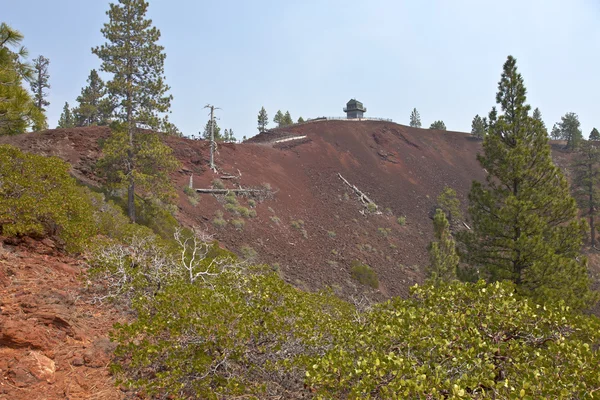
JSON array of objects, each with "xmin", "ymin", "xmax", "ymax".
[
  {"xmin": 0, "ymin": 236, "xmax": 122, "ymax": 400},
  {"xmin": 0, "ymin": 121, "xmax": 486, "ymax": 299}
]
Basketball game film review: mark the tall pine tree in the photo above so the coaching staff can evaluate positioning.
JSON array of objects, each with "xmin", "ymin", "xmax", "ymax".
[
  {"xmin": 92, "ymin": 0, "xmax": 177, "ymax": 222},
  {"xmin": 29, "ymin": 55, "xmax": 50, "ymax": 130},
  {"xmin": 202, "ymin": 118, "xmax": 222, "ymax": 141},
  {"xmin": 257, "ymin": 106, "xmax": 268, "ymax": 132},
  {"xmin": 590, "ymin": 128, "xmax": 600, "ymax": 141},
  {"xmin": 459, "ymin": 56, "xmax": 592, "ymax": 310},
  {"xmin": 409, "ymin": 108, "xmax": 421, "ymax": 128},
  {"xmin": 283, "ymin": 111, "xmax": 293, "ymax": 126},
  {"xmin": 0, "ymin": 23, "xmax": 44, "ymax": 135}
]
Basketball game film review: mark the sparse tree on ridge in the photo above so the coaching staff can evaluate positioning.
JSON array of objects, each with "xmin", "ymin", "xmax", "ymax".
[
  {"xmin": 57, "ymin": 102, "xmax": 75, "ymax": 128},
  {"xmin": 556, "ymin": 112, "xmax": 583, "ymax": 151},
  {"xmin": 0, "ymin": 24, "xmax": 45, "ymax": 135},
  {"xmin": 409, "ymin": 108, "xmax": 421, "ymax": 128},
  {"xmin": 92, "ymin": 0, "xmax": 178, "ymax": 222},
  {"xmin": 429, "ymin": 120, "xmax": 446, "ymax": 130},
  {"xmin": 298, "ymin": 116, "xmax": 305, "ymax": 123},
  {"xmin": 283, "ymin": 111, "xmax": 293, "ymax": 126},
  {"xmin": 571, "ymin": 141, "xmax": 600, "ymax": 247},
  {"xmin": 273, "ymin": 110, "xmax": 284, "ymax": 127},
  {"xmin": 257, "ymin": 106, "xmax": 268, "ymax": 132},
  {"xmin": 590, "ymin": 128, "xmax": 600, "ymax": 141},
  {"xmin": 459, "ymin": 55, "xmax": 592, "ymax": 310},
  {"xmin": 202, "ymin": 118, "xmax": 222, "ymax": 141},
  {"xmin": 74, "ymin": 69, "xmax": 112, "ymax": 126},
  {"xmin": 29, "ymin": 55, "xmax": 50, "ymax": 130},
  {"xmin": 550, "ymin": 123, "xmax": 562, "ymax": 140},
  {"xmin": 471, "ymin": 114, "xmax": 486, "ymax": 139},
  {"xmin": 532, "ymin": 107, "xmax": 547, "ymax": 135}
]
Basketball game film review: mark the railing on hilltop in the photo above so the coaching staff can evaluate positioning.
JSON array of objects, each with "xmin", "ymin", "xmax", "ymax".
[{"xmin": 306, "ymin": 116, "xmax": 393, "ymax": 123}]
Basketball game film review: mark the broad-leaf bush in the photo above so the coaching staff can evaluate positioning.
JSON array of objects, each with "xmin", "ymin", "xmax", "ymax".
[
  {"xmin": 0, "ymin": 145, "xmax": 96, "ymax": 251},
  {"xmin": 307, "ymin": 281, "xmax": 600, "ymax": 399}
]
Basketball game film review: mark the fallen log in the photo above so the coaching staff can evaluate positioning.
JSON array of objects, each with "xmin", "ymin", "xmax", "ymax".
[{"xmin": 337, "ymin": 173, "xmax": 377, "ymax": 206}]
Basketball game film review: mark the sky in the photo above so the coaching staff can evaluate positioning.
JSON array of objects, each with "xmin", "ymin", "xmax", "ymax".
[{"xmin": 4, "ymin": 0, "xmax": 600, "ymax": 140}]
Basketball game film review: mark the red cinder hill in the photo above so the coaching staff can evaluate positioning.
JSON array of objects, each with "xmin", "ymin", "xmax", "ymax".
[{"xmin": 0, "ymin": 120, "xmax": 486, "ymax": 299}]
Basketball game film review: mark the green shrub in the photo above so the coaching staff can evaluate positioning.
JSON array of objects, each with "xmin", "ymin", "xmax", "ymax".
[
  {"xmin": 183, "ymin": 186, "xmax": 195, "ymax": 196},
  {"xmin": 270, "ymin": 216, "xmax": 280, "ymax": 225},
  {"xmin": 248, "ymin": 199, "xmax": 256, "ymax": 208},
  {"xmin": 225, "ymin": 192, "xmax": 238, "ymax": 204},
  {"xmin": 378, "ymin": 227, "xmax": 391, "ymax": 237},
  {"xmin": 212, "ymin": 211, "xmax": 227, "ymax": 228},
  {"xmin": 224, "ymin": 203, "xmax": 237, "ymax": 213},
  {"xmin": 0, "ymin": 145, "xmax": 96, "ymax": 251},
  {"xmin": 231, "ymin": 219, "xmax": 245, "ymax": 230},
  {"xmin": 397, "ymin": 216, "xmax": 406, "ymax": 226},
  {"xmin": 327, "ymin": 231, "xmax": 336, "ymax": 238},
  {"xmin": 367, "ymin": 202, "xmax": 377, "ymax": 213},
  {"xmin": 248, "ymin": 209, "xmax": 257, "ymax": 218},
  {"xmin": 212, "ymin": 179, "xmax": 225, "ymax": 189},
  {"xmin": 290, "ymin": 220, "xmax": 305, "ymax": 229},
  {"xmin": 236, "ymin": 206, "xmax": 250, "ymax": 218},
  {"xmin": 240, "ymin": 245, "xmax": 257, "ymax": 260},
  {"xmin": 350, "ymin": 260, "xmax": 378, "ymax": 288}
]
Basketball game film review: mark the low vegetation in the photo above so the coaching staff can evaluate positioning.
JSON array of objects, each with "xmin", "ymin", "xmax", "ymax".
[{"xmin": 350, "ymin": 260, "xmax": 379, "ymax": 289}]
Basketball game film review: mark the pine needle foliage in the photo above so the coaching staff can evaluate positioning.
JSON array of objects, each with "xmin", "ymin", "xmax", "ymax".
[
  {"xmin": 427, "ymin": 209, "xmax": 458, "ymax": 284},
  {"xmin": 459, "ymin": 56, "xmax": 594, "ymax": 310}
]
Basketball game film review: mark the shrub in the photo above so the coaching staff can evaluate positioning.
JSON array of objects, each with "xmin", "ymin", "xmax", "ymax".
[
  {"xmin": 231, "ymin": 219, "xmax": 245, "ymax": 230},
  {"xmin": 0, "ymin": 145, "xmax": 97, "ymax": 251},
  {"xmin": 290, "ymin": 220, "xmax": 305, "ymax": 229},
  {"xmin": 327, "ymin": 231, "xmax": 336, "ymax": 238},
  {"xmin": 212, "ymin": 179, "xmax": 225, "ymax": 189},
  {"xmin": 240, "ymin": 245, "xmax": 257, "ymax": 260},
  {"xmin": 367, "ymin": 202, "xmax": 377, "ymax": 213},
  {"xmin": 270, "ymin": 216, "xmax": 281, "ymax": 225},
  {"xmin": 248, "ymin": 199, "xmax": 256, "ymax": 208},
  {"xmin": 378, "ymin": 227, "xmax": 391, "ymax": 237},
  {"xmin": 212, "ymin": 211, "xmax": 227, "ymax": 228},
  {"xmin": 183, "ymin": 185, "xmax": 195, "ymax": 196},
  {"xmin": 248, "ymin": 209, "xmax": 257, "ymax": 218},
  {"xmin": 350, "ymin": 260, "xmax": 378, "ymax": 288},
  {"xmin": 236, "ymin": 206, "xmax": 251, "ymax": 218},
  {"xmin": 397, "ymin": 216, "xmax": 406, "ymax": 225},
  {"xmin": 300, "ymin": 229, "xmax": 308, "ymax": 239},
  {"xmin": 224, "ymin": 203, "xmax": 237, "ymax": 213},
  {"xmin": 225, "ymin": 193, "xmax": 238, "ymax": 205}
]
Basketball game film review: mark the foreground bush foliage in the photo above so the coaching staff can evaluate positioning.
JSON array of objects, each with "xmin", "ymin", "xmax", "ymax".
[
  {"xmin": 92, "ymin": 231, "xmax": 600, "ymax": 399},
  {"xmin": 0, "ymin": 145, "xmax": 96, "ymax": 250}
]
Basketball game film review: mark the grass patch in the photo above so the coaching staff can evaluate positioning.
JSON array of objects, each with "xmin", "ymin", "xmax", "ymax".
[
  {"xmin": 397, "ymin": 216, "xmax": 406, "ymax": 226},
  {"xmin": 231, "ymin": 219, "xmax": 245, "ymax": 230},
  {"xmin": 327, "ymin": 231, "xmax": 336, "ymax": 238},
  {"xmin": 350, "ymin": 261, "xmax": 379, "ymax": 289}
]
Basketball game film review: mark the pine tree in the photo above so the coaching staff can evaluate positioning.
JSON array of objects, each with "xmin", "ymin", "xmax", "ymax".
[
  {"xmin": 273, "ymin": 110, "xmax": 284, "ymax": 127},
  {"xmin": 459, "ymin": 55, "xmax": 592, "ymax": 310},
  {"xmin": 29, "ymin": 55, "xmax": 50, "ymax": 130},
  {"xmin": 550, "ymin": 123, "xmax": 562, "ymax": 140},
  {"xmin": 557, "ymin": 112, "xmax": 582, "ymax": 151},
  {"xmin": 590, "ymin": 128, "xmax": 600, "ymax": 141},
  {"xmin": 202, "ymin": 118, "xmax": 222, "ymax": 141},
  {"xmin": 0, "ymin": 23, "xmax": 45, "ymax": 135},
  {"xmin": 532, "ymin": 107, "xmax": 547, "ymax": 135},
  {"xmin": 427, "ymin": 209, "xmax": 458, "ymax": 285},
  {"xmin": 257, "ymin": 106, "xmax": 268, "ymax": 132},
  {"xmin": 92, "ymin": 0, "xmax": 175, "ymax": 222},
  {"xmin": 471, "ymin": 114, "xmax": 486, "ymax": 139},
  {"xmin": 57, "ymin": 102, "xmax": 75, "ymax": 128},
  {"xmin": 297, "ymin": 116, "xmax": 305, "ymax": 123},
  {"xmin": 409, "ymin": 108, "xmax": 421, "ymax": 128},
  {"xmin": 283, "ymin": 111, "xmax": 293, "ymax": 126},
  {"xmin": 571, "ymin": 141, "xmax": 600, "ymax": 247},
  {"xmin": 429, "ymin": 120, "xmax": 446, "ymax": 130},
  {"xmin": 73, "ymin": 69, "xmax": 111, "ymax": 126}
]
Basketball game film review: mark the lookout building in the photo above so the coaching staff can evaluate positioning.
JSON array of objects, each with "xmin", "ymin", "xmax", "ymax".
[{"xmin": 344, "ymin": 99, "xmax": 366, "ymax": 119}]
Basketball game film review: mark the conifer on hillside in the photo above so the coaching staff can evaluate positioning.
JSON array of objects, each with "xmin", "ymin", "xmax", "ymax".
[{"xmin": 459, "ymin": 56, "xmax": 593, "ymax": 310}]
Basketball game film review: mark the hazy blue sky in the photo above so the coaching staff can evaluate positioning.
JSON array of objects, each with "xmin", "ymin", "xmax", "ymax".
[{"xmin": 5, "ymin": 0, "xmax": 600, "ymax": 139}]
